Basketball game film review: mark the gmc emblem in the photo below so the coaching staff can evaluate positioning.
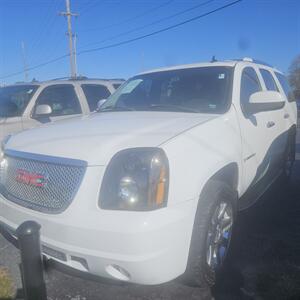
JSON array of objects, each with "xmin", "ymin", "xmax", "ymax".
[{"xmin": 16, "ymin": 169, "xmax": 47, "ymax": 188}]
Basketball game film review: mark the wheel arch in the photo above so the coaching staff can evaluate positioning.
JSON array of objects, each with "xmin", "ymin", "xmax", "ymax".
[
  {"xmin": 209, "ymin": 162, "xmax": 239, "ymax": 193},
  {"xmin": 198, "ymin": 162, "xmax": 239, "ymax": 208}
]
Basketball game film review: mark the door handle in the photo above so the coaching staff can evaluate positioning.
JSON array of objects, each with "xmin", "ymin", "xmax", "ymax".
[
  {"xmin": 267, "ymin": 121, "xmax": 275, "ymax": 128},
  {"xmin": 284, "ymin": 113, "xmax": 290, "ymax": 119}
]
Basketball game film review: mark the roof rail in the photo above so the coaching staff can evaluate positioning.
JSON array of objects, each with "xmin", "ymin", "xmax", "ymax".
[
  {"xmin": 250, "ymin": 59, "xmax": 273, "ymax": 67},
  {"xmin": 228, "ymin": 58, "xmax": 273, "ymax": 67},
  {"xmin": 48, "ymin": 76, "xmax": 125, "ymax": 82}
]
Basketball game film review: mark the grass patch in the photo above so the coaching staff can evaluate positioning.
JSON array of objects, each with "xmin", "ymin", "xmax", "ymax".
[{"xmin": 0, "ymin": 268, "xmax": 14, "ymax": 299}]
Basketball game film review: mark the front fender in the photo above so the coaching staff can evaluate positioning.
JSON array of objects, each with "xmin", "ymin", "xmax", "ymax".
[{"xmin": 161, "ymin": 108, "xmax": 242, "ymax": 206}]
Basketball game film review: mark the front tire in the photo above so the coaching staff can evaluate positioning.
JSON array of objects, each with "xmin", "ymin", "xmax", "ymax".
[{"xmin": 183, "ymin": 180, "xmax": 236, "ymax": 288}]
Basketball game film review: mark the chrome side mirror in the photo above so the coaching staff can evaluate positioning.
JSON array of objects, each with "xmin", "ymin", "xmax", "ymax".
[
  {"xmin": 35, "ymin": 104, "xmax": 52, "ymax": 116},
  {"xmin": 97, "ymin": 99, "xmax": 107, "ymax": 111}
]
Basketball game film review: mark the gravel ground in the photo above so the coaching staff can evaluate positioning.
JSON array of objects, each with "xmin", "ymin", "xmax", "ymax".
[{"xmin": 0, "ymin": 131, "xmax": 299, "ymax": 300}]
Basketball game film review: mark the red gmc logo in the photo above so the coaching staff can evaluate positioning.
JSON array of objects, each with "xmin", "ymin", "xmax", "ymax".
[{"xmin": 16, "ymin": 169, "xmax": 47, "ymax": 188}]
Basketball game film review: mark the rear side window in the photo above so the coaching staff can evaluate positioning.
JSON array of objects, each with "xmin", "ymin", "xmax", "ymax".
[
  {"xmin": 240, "ymin": 67, "xmax": 262, "ymax": 110},
  {"xmin": 275, "ymin": 72, "xmax": 295, "ymax": 102},
  {"xmin": 259, "ymin": 69, "xmax": 278, "ymax": 91},
  {"xmin": 81, "ymin": 84, "xmax": 111, "ymax": 111},
  {"xmin": 35, "ymin": 84, "xmax": 81, "ymax": 117}
]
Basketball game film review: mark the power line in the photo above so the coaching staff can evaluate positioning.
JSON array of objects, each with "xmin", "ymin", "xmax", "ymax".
[
  {"xmin": 0, "ymin": 0, "xmax": 243, "ymax": 80},
  {"xmin": 79, "ymin": 0, "xmax": 101, "ymax": 16},
  {"xmin": 0, "ymin": 54, "xmax": 69, "ymax": 80},
  {"xmin": 79, "ymin": 0, "xmax": 216, "ymax": 50},
  {"xmin": 29, "ymin": 0, "xmax": 59, "ymax": 64},
  {"xmin": 78, "ymin": 0, "xmax": 243, "ymax": 55},
  {"xmin": 79, "ymin": 0, "xmax": 175, "ymax": 32}
]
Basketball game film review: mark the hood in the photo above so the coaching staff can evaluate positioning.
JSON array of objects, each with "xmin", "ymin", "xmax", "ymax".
[{"xmin": 6, "ymin": 112, "xmax": 217, "ymax": 166}]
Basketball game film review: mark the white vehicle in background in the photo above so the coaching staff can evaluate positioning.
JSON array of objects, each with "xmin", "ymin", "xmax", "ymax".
[
  {"xmin": 0, "ymin": 58, "xmax": 297, "ymax": 288},
  {"xmin": 0, "ymin": 77, "xmax": 124, "ymax": 142}
]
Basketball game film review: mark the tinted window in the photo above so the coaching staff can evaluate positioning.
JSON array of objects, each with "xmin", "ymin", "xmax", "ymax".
[
  {"xmin": 35, "ymin": 84, "xmax": 81, "ymax": 116},
  {"xmin": 240, "ymin": 67, "xmax": 261, "ymax": 110},
  {"xmin": 100, "ymin": 67, "xmax": 233, "ymax": 114},
  {"xmin": 275, "ymin": 72, "xmax": 295, "ymax": 102},
  {"xmin": 81, "ymin": 84, "xmax": 111, "ymax": 111},
  {"xmin": 260, "ymin": 69, "xmax": 278, "ymax": 91},
  {"xmin": 0, "ymin": 85, "xmax": 38, "ymax": 117}
]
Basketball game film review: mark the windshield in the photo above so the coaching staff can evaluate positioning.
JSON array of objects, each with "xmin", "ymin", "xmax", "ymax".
[
  {"xmin": 100, "ymin": 67, "xmax": 233, "ymax": 113},
  {"xmin": 0, "ymin": 85, "xmax": 39, "ymax": 117}
]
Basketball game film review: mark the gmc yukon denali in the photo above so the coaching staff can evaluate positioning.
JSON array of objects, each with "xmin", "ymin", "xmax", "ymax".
[{"xmin": 0, "ymin": 58, "xmax": 297, "ymax": 288}]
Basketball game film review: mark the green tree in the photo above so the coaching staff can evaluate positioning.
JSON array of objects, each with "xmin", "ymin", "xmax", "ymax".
[{"xmin": 289, "ymin": 55, "xmax": 300, "ymax": 99}]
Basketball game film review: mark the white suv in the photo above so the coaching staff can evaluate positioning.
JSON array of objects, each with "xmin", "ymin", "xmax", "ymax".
[
  {"xmin": 0, "ymin": 59, "xmax": 297, "ymax": 288},
  {"xmin": 0, "ymin": 78, "xmax": 124, "ymax": 142}
]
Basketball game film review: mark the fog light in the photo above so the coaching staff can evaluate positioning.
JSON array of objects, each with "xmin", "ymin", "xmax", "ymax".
[{"xmin": 106, "ymin": 264, "xmax": 131, "ymax": 281}]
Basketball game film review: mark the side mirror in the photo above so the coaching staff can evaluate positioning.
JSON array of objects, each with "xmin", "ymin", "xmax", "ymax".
[
  {"xmin": 35, "ymin": 104, "xmax": 52, "ymax": 116},
  {"xmin": 247, "ymin": 91, "xmax": 285, "ymax": 113},
  {"xmin": 97, "ymin": 99, "xmax": 107, "ymax": 111}
]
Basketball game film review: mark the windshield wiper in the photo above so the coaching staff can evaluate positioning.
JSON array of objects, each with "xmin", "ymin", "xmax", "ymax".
[
  {"xmin": 98, "ymin": 105, "xmax": 136, "ymax": 112},
  {"xmin": 147, "ymin": 104, "xmax": 200, "ymax": 113}
]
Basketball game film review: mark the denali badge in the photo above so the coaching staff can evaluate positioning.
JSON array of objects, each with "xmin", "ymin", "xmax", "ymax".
[{"xmin": 16, "ymin": 169, "xmax": 48, "ymax": 187}]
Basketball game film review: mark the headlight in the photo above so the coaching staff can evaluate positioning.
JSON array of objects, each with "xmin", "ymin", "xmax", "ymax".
[{"xmin": 99, "ymin": 148, "xmax": 169, "ymax": 211}]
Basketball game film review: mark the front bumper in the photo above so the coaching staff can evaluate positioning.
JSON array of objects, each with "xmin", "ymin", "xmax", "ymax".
[{"xmin": 0, "ymin": 193, "xmax": 197, "ymax": 285}]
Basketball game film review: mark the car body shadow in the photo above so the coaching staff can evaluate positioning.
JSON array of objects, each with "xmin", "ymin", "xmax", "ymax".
[{"xmin": 213, "ymin": 140, "xmax": 300, "ymax": 299}]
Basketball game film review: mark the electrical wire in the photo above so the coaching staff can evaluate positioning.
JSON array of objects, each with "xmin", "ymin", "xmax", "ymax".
[
  {"xmin": 78, "ymin": 0, "xmax": 242, "ymax": 55},
  {"xmin": 0, "ymin": 0, "xmax": 243, "ymax": 80},
  {"xmin": 78, "ymin": 0, "xmax": 216, "ymax": 50},
  {"xmin": 80, "ymin": 0, "xmax": 175, "ymax": 31}
]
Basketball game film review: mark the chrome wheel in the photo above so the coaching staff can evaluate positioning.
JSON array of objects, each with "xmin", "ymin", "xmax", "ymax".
[{"xmin": 206, "ymin": 201, "xmax": 233, "ymax": 270}]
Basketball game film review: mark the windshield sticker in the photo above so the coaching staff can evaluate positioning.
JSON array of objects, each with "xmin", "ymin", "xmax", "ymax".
[
  {"xmin": 27, "ymin": 89, "xmax": 34, "ymax": 94},
  {"xmin": 122, "ymin": 79, "xmax": 143, "ymax": 94},
  {"xmin": 218, "ymin": 74, "xmax": 225, "ymax": 79}
]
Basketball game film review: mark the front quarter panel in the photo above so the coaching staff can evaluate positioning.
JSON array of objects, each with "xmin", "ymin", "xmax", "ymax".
[{"xmin": 161, "ymin": 107, "xmax": 242, "ymax": 206}]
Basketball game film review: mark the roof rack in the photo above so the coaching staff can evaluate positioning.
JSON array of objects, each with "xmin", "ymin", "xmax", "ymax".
[
  {"xmin": 229, "ymin": 57, "xmax": 273, "ymax": 67},
  {"xmin": 48, "ymin": 76, "xmax": 125, "ymax": 82}
]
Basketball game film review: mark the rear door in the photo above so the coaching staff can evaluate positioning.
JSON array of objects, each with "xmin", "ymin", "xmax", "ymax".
[
  {"xmin": 258, "ymin": 68, "xmax": 288, "ymax": 172},
  {"xmin": 235, "ymin": 65, "xmax": 285, "ymax": 207}
]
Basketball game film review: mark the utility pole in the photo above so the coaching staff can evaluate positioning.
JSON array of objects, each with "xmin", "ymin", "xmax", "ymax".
[
  {"xmin": 60, "ymin": 0, "xmax": 78, "ymax": 78},
  {"xmin": 74, "ymin": 34, "xmax": 78, "ymax": 76},
  {"xmin": 21, "ymin": 41, "xmax": 29, "ymax": 82}
]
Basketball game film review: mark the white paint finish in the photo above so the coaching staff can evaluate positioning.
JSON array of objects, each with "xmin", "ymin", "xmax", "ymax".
[
  {"xmin": 6, "ymin": 112, "xmax": 217, "ymax": 165},
  {"xmin": 0, "ymin": 79, "xmax": 123, "ymax": 142},
  {"xmin": 0, "ymin": 60, "xmax": 297, "ymax": 285}
]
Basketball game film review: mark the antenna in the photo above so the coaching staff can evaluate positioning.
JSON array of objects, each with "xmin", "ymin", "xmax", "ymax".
[{"xmin": 211, "ymin": 55, "xmax": 217, "ymax": 63}]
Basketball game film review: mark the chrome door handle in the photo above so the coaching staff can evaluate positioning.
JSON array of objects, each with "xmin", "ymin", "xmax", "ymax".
[
  {"xmin": 284, "ymin": 113, "xmax": 290, "ymax": 119},
  {"xmin": 267, "ymin": 121, "xmax": 275, "ymax": 128}
]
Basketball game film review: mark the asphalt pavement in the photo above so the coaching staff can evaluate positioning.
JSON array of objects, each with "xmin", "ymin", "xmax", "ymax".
[{"xmin": 0, "ymin": 131, "xmax": 299, "ymax": 300}]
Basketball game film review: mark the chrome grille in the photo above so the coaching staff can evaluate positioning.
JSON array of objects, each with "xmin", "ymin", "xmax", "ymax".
[{"xmin": 0, "ymin": 150, "xmax": 86, "ymax": 214}]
